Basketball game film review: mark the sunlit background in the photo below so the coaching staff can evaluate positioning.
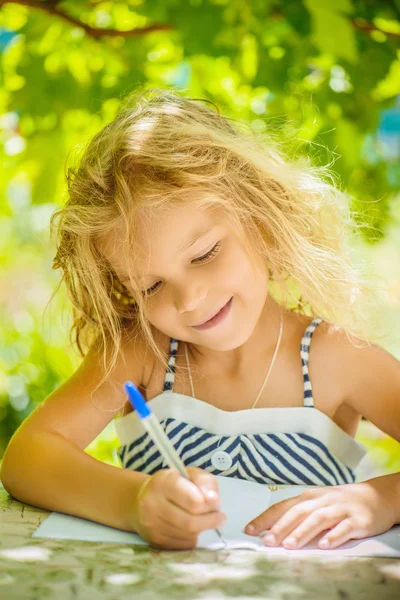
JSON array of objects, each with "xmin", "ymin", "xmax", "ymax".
[{"xmin": 0, "ymin": 0, "xmax": 399, "ymax": 477}]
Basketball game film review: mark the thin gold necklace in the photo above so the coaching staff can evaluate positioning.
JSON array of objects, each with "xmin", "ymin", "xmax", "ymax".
[{"xmin": 184, "ymin": 312, "xmax": 284, "ymax": 409}]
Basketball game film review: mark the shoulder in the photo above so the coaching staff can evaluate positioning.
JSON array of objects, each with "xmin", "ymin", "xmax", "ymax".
[
  {"xmin": 311, "ymin": 320, "xmax": 400, "ymax": 440},
  {"xmin": 311, "ymin": 319, "xmax": 398, "ymax": 380},
  {"xmin": 121, "ymin": 322, "xmax": 172, "ymax": 391},
  {"xmin": 310, "ymin": 319, "xmax": 399, "ymax": 387}
]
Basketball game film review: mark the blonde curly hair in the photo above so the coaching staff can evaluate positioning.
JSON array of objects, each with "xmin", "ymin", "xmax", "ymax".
[{"xmin": 51, "ymin": 87, "xmax": 378, "ymax": 381}]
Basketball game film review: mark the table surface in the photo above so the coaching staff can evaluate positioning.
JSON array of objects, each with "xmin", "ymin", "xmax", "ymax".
[{"xmin": 1, "ymin": 485, "xmax": 400, "ymax": 600}]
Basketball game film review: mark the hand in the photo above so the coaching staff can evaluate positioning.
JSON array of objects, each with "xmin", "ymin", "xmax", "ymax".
[
  {"xmin": 132, "ymin": 467, "xmax": 226, "ymax": 550},
  {"xmin": 244, "ymin": 477, "xmax": 399, "ymax": 550}
]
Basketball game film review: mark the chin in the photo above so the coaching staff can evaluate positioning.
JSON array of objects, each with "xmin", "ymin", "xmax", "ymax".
[{"xmin": 202, "ymin": 322, "xmax": 256, "ymax": 352}]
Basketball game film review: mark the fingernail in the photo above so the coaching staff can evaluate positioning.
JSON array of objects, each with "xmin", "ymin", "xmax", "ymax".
[
  {"xmin": 283, "ymin": 537, "xmax": 296, "ymax": 549},
  {"xmin": 319, "ymin": 539, "xmax": 330, "ymax": 549},
  {"xmin": 245, "ymin": 524, "xmax": 255, "ymax": 535},
  {"xmin": 264, "ymin": 534, "xmax": 277, "ymax": 546}
]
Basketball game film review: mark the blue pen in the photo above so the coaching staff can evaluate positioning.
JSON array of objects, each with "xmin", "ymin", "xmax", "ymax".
[{"xmin": 123, "ymin": 381, "xmax": 227, "ymax": 548}]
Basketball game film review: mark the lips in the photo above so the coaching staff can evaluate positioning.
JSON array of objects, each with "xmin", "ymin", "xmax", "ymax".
[
  {"xmin": 190, "ymin": 297, "xmax": 233, "ymax": 330},
  {"xmin": 192, "ymin": 303, "xmax": 226, "ymax": 327}
]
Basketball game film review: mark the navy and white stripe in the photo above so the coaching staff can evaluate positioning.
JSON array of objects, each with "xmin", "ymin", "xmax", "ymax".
[
  {"xmin": 117, "ymin": 318, "xmax": 360, "ymax": 486},
  {"xmin": 163, "ymin": 339, "xmax": 179, "ymax": 392},
  {"xmin": 301, "ymin": 317, "xmax": 322, "ymax": 407}
]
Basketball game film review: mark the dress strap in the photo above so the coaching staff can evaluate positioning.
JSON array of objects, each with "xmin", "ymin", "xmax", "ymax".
[
  {"xmin": 163, "ymin": 338, "xmax": 179, "ymax": 392},
  {"xmin": 300, "ymin": 318, "xmax": 323, "ymax": 408}
]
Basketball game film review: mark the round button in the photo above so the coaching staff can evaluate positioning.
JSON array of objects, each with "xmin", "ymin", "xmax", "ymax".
[{"xmin": 211, "ymin": 450, "xmax": 232, "ymax": 471}]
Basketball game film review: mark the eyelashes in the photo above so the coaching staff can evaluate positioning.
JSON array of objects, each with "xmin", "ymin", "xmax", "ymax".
[
  {"xmin": 143, "ymin": 241, "xmax": 222, "ymax": 297},
  {"xmin": 195, "ymin": 240, "xmax": 221, "ymax": 263}
]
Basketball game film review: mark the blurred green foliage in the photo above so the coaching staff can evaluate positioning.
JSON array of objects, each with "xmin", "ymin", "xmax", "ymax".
[{"xmin": 1, "ymin": 0, "xmax": 400, "ymax": 469}]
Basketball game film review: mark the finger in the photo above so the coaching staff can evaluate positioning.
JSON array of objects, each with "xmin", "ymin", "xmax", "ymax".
[
  {"xmin": 160, "ymin": 500, "xmax": 227, "ymax": 536},
  {"xmin": 262, "ymin": 500, "xmax": 322, "ymax": 546},
  {"xmin": 188, "ymin": 468, "xmax": 221, "ymax": 510},
  {"xmin": 245, "ymin": 496, "xmax": 314, "ymax": 537},
  {"xmin": 172, "ymin": 476, "xmax": 218, "ymax": 514},
  {"xmin": 280, "ymin": 508, "xmax": 347, "ymax": 549},
  {"xmin": 157, "ymin": 469, "xmax": 208, "ymax": 514},
  {"xmin": 318, "ymin": 518, "xmax": 356, "ymax": 550}
]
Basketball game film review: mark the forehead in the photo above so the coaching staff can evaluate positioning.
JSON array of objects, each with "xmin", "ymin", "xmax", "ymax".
[{"xmin": 99, "ymin": 203, "xmax": 231, "ymax": 282}]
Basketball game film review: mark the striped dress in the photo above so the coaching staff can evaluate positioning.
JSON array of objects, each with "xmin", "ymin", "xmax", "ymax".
[{"xmin": 115, "ymin": 318, "xmax": 367, "ymax": 486}]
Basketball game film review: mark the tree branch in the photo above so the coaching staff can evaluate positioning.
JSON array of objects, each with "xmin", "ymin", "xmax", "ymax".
[
  {"xmin": 0, "ymin": 0, "xmax": 174, "ymax": 39},
  {"xmin": 351, "ymin": 17, "xmax": 400, "ymax": 39},
  {"xmin": 1, "ymin": 0, "xmax": 399, "ymax": 42}
]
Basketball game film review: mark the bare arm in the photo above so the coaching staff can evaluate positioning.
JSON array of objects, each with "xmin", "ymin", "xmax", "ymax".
[
  {"xmin": 341, "ymin": 336, "xmax": 400, "ymax": 525},
  {"xmin": 0, "ymin": 330, "xmax": 150, "ymax": 532},
  {"xmin": 314, "ymin": 325, "xmax": 400, "ymax": 523}
]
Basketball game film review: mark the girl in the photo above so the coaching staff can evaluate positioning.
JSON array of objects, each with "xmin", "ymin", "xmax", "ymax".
[{"xmin": 1, "ymin": 89, "xmax": 400, "ymax": 551}]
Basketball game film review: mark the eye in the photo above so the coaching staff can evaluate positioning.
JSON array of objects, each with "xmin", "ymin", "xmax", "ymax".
[
  {"xmin": 142, "ymin": 281, "xmax": 162, "ymax": 297},
  {"xmin": 142, "ymin": 241, "xmax": 221, "ymax": 297},
  {"xmin": 193, "ymin": 241, "xmax": 221, "ymax": 263}
]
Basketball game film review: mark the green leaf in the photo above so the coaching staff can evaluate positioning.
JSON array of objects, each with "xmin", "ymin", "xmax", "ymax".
[
  {"xmin": 304, "ymin": 0, "xmax": 358, "ymax": 63},
  {"xmin": 372, "ymin": 59, "xmax": 400, "ymax": 101}
]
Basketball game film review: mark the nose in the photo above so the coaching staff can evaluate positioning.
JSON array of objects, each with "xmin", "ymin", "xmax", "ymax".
[{"xmin": 174, "ymin": 282, "xmax": 208, "ymax": 314}]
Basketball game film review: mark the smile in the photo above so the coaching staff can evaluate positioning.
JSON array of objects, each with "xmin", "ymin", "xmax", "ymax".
[{"xmin": 190, "ymin": 297, "xmax": 233, "ymax": 330}]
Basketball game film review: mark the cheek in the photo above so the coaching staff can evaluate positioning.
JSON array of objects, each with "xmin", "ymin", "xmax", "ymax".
[
  {"xmin": 222, "ymin": 245, "xmax": 268, "ymax": 292},
  {"xmin": 143, "ymin": 289, "xmax": 179, "ymax": 332},
  {"xmin": 143, "ymin": 297, "xmax": 167, "ymax": 326}
]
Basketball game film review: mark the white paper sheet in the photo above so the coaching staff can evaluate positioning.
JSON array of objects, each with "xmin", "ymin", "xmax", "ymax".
[{"xmin": 32, "ymin": 476, "xmax": 400, "ymax": 557}]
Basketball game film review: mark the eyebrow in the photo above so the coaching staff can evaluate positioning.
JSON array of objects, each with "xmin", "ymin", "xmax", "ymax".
[
  {"xmin": 180, "ymin": 225, "xmax": 215, "ymax": 253},
  {"xmin": 118, "ymin": 225, "xmax": 215, "ymax": 286}
]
